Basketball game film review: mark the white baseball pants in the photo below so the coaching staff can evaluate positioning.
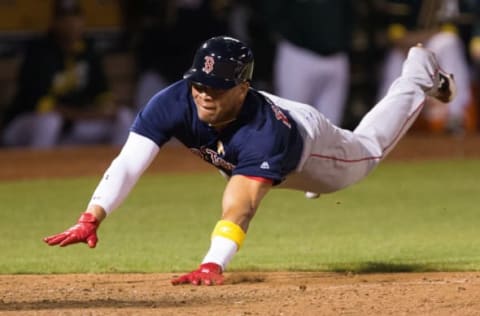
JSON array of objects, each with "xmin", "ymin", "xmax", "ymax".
[{"xmin": 265, "ymin": 46, "xmax": 436, "ymax": 194}]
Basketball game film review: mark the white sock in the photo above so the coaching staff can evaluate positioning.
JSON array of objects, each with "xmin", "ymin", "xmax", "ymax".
[{"xmin": 201, "ymin": 236, "xmax": 238, "ymax": 271}]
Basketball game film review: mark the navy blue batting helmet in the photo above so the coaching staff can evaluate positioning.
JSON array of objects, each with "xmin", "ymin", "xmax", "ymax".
[{"xmin": 184, "ymin": 36, "xmax": 254, "ymax": 89}]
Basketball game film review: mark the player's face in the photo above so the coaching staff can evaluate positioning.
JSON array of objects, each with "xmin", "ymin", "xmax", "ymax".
[{"xmin": 191, "ymin": 82, "xmax": 249, "ymax": 127}]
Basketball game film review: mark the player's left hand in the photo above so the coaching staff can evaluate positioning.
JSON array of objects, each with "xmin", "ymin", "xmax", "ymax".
[{"xmin": 171, "ymin": 262, "xmax": 224, "ymax": 286}]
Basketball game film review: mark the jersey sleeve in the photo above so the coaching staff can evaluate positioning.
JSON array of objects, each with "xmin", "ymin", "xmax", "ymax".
[
  {"xmin": 230, "ymin": 93, "xmax": 302, "ymax": 185},
  {"xmin": 232, "ymin": 127, "xmax": 295, "ymax": 185},
  {"xmin": 130, "ymin": 83, "xmax": 186, "ymax": 147}
]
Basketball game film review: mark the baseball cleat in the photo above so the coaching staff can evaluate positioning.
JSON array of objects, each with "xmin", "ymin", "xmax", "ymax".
[
  {"xmin": 403, "ymin": 44, "xmax": 457, "ymax": 104},
  {"xmin": 414, "ymin": 43, "xmax": 457, "ymax": 103},
  {"xmin": 427, "ymin": 70, "xmax": 457, "ymax": 103}
]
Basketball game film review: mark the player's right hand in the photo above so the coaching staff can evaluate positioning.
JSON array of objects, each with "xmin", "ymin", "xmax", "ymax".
[
  {"xmin": 171, "ymin": 262, "xmax": 224, "ymax": 286},
  {"xmin": 43, "ymin": 212, "xmax": 99, "ymax": 248}
]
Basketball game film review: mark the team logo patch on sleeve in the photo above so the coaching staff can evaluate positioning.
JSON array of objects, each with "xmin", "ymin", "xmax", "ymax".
[
  {"xmin": 202, "ymin": 56, "xmax": 215, "ymax": 74},
  {"xmin": 264, "ymin": 97, "xmax": 292, "ymax": 129}
]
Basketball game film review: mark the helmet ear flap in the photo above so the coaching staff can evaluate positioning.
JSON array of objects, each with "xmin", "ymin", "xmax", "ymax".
[{"xmin": 240, "ymin": 60, "xmax": 254, "ymax": 83}]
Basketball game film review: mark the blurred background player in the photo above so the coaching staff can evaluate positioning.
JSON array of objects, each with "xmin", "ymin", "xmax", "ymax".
[
  {"xmin": 129, "ymin": 0, "xmax": 233, "ymax": 110},
  {"xmin": 260, "ymin": 0, "xmax": 354, "ymax": 127},
  {"xmin": 1, "ymin": 0, "xmax": 133, "ymax": 148}
]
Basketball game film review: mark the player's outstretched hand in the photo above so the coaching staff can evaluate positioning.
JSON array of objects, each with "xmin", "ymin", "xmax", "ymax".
[
  {"xmin": 43, "ymin": 212, "xmax": 99, "ymax": 248},
  {"xmin": 171, "ymin": 262, "xmax": 224, "ymax": 286}
]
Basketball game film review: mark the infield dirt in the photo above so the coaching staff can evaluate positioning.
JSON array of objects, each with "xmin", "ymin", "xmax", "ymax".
[{"xmin": 2, "ymin": 134, "xmax": 480, "ymax": 315}]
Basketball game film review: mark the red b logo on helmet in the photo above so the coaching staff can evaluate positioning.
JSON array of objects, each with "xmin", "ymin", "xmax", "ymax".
[{"xmin": 202, "ymin": 56, "xmax": 214, "ymax": 74}]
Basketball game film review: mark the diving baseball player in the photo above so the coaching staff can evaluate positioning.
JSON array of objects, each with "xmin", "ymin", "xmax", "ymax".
[{"xmin": 44, "ymin": 36, "xmax": 455, "ymax": 285}]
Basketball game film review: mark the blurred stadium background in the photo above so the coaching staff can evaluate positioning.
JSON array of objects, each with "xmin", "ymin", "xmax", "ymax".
[
  {"xmin": 0, "ymin": 0, "xmax": 131, "ymax": 124},
  {"xmin": 0, "ymin": 0, "xmax": 479, "ymax": 148}
]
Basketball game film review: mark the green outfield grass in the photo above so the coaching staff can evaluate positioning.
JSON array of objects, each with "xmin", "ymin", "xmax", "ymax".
[{"xmin": 1, "ymin": 159, "xmax": 480, "ymax": 274}]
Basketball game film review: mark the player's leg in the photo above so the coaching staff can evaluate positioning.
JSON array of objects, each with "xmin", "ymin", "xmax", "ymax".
[
  {"xmin": 280, "ymin": 46, "xmax": 455, "ymax": 194},
  {"xmin": 63, "ymin": 106, "xmax": 134, "ymax": 146},
  {"xmin": 376, "ymin": 48, "xmax": 405, "ymax": 102},
  {"xmin": 353, "ymin": 45, "xmax": 455, "ymax": 158},
  {"xmin": 312, "ymin": 53, "xmax": 349, "ymax": 126},
  {"xmin": 2, "ymin": 114, "xmax": 33, "ymax": 146},
  {"xmin": 62, "ymin": 120, "xmax": 111, "ymax": 145},
  {"xmin": 31, "ymin": 113, "xmax": 64, "ymax": 148},
  {"xmin": 274, "ymin": 39, "xmax": 318, "ymax": 104},
  {"xmin": 134, "ymin": 70, "xmax": 169, "ymax": 110},
  {"xmin": 3, "ymin": 112, "xmax": 63, "ymax": 148},
  {"xmin": 111, "ymin": 106, "xmax": 135, "ymax": 146}
]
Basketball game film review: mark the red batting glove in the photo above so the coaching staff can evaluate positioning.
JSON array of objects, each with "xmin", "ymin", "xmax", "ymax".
[
  {"xmin": 43, "ymin": 212, "xmax": 99, "ymax": 248},
  {"xmin": 171, "ymin": 262, "xmax": 224, "ymax": 286}
]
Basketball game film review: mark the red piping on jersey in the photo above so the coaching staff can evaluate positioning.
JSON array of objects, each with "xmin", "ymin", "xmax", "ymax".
[
  {"xmin": 310, "ymin": 100, "xmax": 425, "ymax": 163},
  {"xmin": 245, "ymin": 176, "xmax": 274, "ymax": 184}
]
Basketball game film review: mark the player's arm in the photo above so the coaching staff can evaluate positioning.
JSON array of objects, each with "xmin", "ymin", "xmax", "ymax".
[
  {"xmin": 221, "ymin": 175, "xmax": 272, "ymax": 232},
  {"xmin": 171, "ymin": 175, "xmax": 272, "ymax": 285},
  {"xmin": 43, "ymin": 132, "xmax": 160, "ymax": 248}
]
